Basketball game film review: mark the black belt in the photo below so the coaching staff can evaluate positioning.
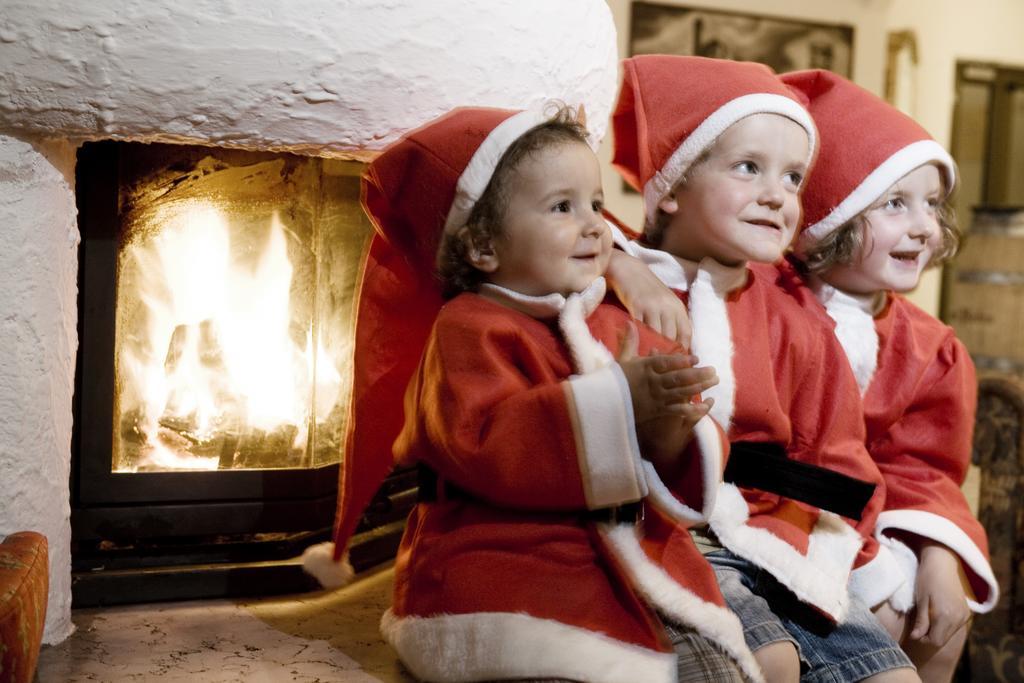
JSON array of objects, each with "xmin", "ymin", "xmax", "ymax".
[
  {"xmin": 585, "ymin": 501, "xmax": 642, "ymax": 524},
  {"xmin": 723, "ymin": 441, "xmax": 876, "ymax": 520},
  {"xmin": 417, "ymin": 463, "xmax": 469, "ymax": 502},
  {"xmin": 417, "ymin": 464, "xmax": 641, "ymax": 523}
]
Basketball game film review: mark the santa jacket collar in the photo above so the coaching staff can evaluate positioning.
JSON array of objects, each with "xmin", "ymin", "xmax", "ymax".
[
  {"xmin": 620, "ymin": 239, "xmax": 749, "ymax": 295},
  {"xmin": 479, "ymin": 277, "xmax": 607, "ymax": 319},
  {"xmin": 809, "ymin": 277, "xmax": 885, "ymax": 395}
]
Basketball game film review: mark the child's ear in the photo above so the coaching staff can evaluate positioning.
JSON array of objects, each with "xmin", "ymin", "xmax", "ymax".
[
  {"xmin": 658, "ymin": 192, "xmax": 680, "ymax": 215},
  {"xmin": 574, "ymin": 104, "xmax": 587, "ymax": 128},
  {"xmin": 460, "ymin": 228, "xmax": 499, "ymax": 273}
]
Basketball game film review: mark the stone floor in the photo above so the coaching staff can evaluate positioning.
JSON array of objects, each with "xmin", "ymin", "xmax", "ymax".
[
  {"xmin": 36, "ymin": 563, "xmax": 413, "ymax": 682},
  {"xmin": 32, "ymin": 468, "xmax": 985, "ymax": 682}
]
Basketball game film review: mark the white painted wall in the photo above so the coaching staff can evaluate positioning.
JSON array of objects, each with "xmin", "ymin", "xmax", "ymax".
[
  {"xmin": 0, "ymin": 136, "xmax": 78, "ymax": 643},
  {"xmin": 0, "ymin": 0, "xmax": 620, "ymax": 644},
  {"xmin": 0, "ymin": 0, "xmax": 618, "ymax": 153},
  {"xmin": 884, "ymin": 0, "xmax": 1024, "ymax": 313}
]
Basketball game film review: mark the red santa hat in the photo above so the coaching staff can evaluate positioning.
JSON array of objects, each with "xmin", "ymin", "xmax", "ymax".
[
  {"xmin": 302, "ymin": 105, "xmax": 564, "ymax": 588},
  {"xmin": 781, "ymin": 69, "xmax": 956, "ymax": 247},
  {"xmin": 612, "ymin": 55, "xmax": 817, "ymax": 227}
]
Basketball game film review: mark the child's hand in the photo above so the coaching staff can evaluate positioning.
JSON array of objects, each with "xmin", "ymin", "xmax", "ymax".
[
  {"xmin": 614, "ymin": 323, "xmax": 716, "ymax": 473},
  {"xmin": 909, "ymin": 541, "xmax": 973, "ymax": 647},
  {"xmin": 618, "ymin": 349, "xmax": 718, "ymax": 425},
  {"xmin": 606, "ymin": 249, "xmax": 692, "ymax": 347}
]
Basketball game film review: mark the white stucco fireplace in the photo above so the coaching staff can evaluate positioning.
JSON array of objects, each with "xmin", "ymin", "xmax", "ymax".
[{"xmin": 0, "ymin": 0, "xmax": 618, "ymax": 643}]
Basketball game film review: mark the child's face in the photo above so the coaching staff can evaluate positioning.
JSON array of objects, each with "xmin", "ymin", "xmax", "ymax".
[
  {"xmin": 480, "ymin": 141, "xmax": 611, "ymax": 297},
  {"xmin": 823, "ymin": 164, "xmax": 944, "ymax": 296},
  {"xmin": 657, "ymin": 113, "xmax": 809, "ymax": 267}
]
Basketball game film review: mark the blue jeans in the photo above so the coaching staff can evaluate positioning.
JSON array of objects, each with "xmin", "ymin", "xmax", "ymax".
[{"xmin": 707, "ymin": 550, "xmax": 914, "ymax": 682}]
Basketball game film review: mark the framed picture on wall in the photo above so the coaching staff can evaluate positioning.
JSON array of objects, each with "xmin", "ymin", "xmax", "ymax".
[{"xmin": 629, "ymin": 2, "xmax": 854, "ymax": 77}]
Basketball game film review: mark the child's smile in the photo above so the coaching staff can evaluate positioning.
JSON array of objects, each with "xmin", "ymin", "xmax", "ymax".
[
  {"xmin": 656, "ymin": 113, "xmax": 810, "ymax": 267},
  {"xmin": 823, "ymin": 163, "xmax": 944, "ymax": 295},
  {"xmin": 478, "ymin": 140, "xmax": 610, "ymax": 297}
]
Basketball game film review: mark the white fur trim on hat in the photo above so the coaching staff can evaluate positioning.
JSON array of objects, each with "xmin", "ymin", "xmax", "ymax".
[
  {"xmin": 301, "ymin": 542, "xmax": 355, "ymax": 589},
  {"xmin": 443, "ymin": 107, "xmax": 554, "ymax": 236},
  {"xmin": 802, "ymin": 139, "xmax": 956, "ymax": 245},
  {"xmin": 380, "ymin": 607, "xmax": 676, "ymax": 683},
  {"xmin": 876, "ymin": 509, "xmax": 999, "ymax": 614},
  {"xmin": 642, "ymin": 93, "xmax": 817, "ymax": 225}
]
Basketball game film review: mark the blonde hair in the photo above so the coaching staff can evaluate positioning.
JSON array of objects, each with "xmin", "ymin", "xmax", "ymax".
[
  {"xmin": 800, "ymin": 194, "xmax": 960, "ymax": 275},
  {"xmin": 642, "ymin": 149, "xmax": 712, "ymax": 247}
]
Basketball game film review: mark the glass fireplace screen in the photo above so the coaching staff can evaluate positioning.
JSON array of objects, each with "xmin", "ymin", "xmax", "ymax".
[{"xmin": 112, "ymin": 147, "xmax": 371, "ymax": 473}]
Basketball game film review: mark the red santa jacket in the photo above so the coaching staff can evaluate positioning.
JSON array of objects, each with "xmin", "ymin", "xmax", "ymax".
[
  {"xmin": 809, "ymin": 278, "xmax": 997, "ymax": 614},
  {"xmin": 385, "ymin": 279, "xmax": 762, "ymax": 683},
  {"xmin": 614, "ymin": 233, "xmax": 885, "ymax": 624}
]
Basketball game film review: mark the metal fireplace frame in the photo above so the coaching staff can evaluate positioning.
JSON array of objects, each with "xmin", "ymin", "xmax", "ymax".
[{"xmin": 70, "ymin": 141, "xmax": 412, "ymax": 605}]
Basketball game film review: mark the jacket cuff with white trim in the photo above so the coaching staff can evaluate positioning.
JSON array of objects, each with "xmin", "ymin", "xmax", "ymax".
[
  {"xmin": 876, "ymin": 509, "xmax": 999, "ymax": 613},
  {"xmin": 568, "ymin": 364, "xmax": 647, "ymax": 509}
]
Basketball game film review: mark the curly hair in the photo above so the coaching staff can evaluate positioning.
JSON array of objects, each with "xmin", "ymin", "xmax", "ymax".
[
  {"xmin": 800, "ymin": 195, "xmax": 960, "ymax": 276},
  {"xmin": 436, "ymin": 106, "xmax": 591, "ymax": 298}
]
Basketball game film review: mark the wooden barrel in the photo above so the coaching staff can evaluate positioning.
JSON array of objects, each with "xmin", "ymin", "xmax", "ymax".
[{"xmin": 945, "ymin": 206, "xmax": 1024, "ymax": 374}]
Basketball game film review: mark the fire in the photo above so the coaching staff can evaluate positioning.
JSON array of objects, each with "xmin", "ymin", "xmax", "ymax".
[{"xmin": 116, "ymin": 203, "xmax": 341, "ymax": 471}]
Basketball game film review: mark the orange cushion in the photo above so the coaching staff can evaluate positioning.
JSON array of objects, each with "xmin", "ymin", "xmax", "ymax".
[{"xmin": 0, "ymin": 532, "xmax": 48, "ymax": 683}]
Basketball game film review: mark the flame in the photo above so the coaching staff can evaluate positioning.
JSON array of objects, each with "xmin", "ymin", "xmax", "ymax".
[{"xmin": 117, "ymin": 203, "xmax": 340, "ymax": 471}]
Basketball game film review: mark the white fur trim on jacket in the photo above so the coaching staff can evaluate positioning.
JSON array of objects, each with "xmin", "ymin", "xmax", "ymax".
[
  {"xmin": 559, "ymin": 281, "xmax": 616, "ymax": 373},
  {"xmin": 876, "ymin": 509, "xmax": 999, "ymax": 613},
  {"xmin": 801, "ymin": 140, "xmax": 956, "ymax": 245},
  {"xmin": 569, "ymin": 365, "xmax": 647, "ymax": 508},
  {"xmin": 709, "ymin": 483, "xmax": 863, "ymax": 622},
  {"xmin": 641, "ymin": 414, "xmax": 724, "ymax": 525},
  {"xmin": 301, "ymin": 542, "xmax": 355, "ymax": 589},
  {"xmin": 642, "ymin": 94, "xmax": 817, "ymax": 225},
  {"xmin": 813, "ymin": 280, "xmax": 879, "ymax": 394},
  {"xmin": 565, "ymin": 278, "xmax": 647, "ymax": 507},
  {"xmin": 608, "ymin": 224, "xmax": 745, "ymax": 430},
  {"xmin": 688, "ymin": 263, "xmax": 739, "ymax": 430},
  {"xmin": 848, "ymin": 542, "xmax": 911, "ymax": 611},
  {"xmin": 883, "ymin": 535, "xmax": 919, "ymax": 613},
  {"xmin": 601, "ymin": 523, "xmax": 764, "ymax": 683},
  {"xmin": 380, "ymin": 607, "xmax": 675, "ymax": 683},
  {"xmin": 478, "ymin": 275, "xmax": 606, "ymax": 322},
  {"xmin": 444, "ymin": 108, "xmax": 552, "ymax": 236},
  {"xmin": 479, "ymin": 278, "xmax": 648, "ymax": 508},
  {"xmin": 607, "ymin": 221, "xmax": 691, "ymax": 291}
]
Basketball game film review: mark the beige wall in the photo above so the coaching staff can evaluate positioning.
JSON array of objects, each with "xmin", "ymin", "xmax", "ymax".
[
  {"xmin": 886, "ymin": 0, "xmax": 1024, "ymax": 313},
  {"xmin": 601, "ymin": 0, "xmax": 1024, "ymax": 316}
]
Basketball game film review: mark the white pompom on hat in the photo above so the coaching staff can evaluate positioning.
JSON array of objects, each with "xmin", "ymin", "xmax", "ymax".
[
  {"xmin": 781, "ymin": 69, "xmax": 956, "ymax": 248},
  {"xmin": 611, "ymin": 54, "xmax": 818, "ymax": 227}
]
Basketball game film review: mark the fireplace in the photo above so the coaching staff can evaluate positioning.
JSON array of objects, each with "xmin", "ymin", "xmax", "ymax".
[
  {"xmin": 70, "ymin": 141, "xmax": 414, "ymax": 605},
  {"xmin": 0, "ymin": 0, "xmax": 617, "ymax": 641}
]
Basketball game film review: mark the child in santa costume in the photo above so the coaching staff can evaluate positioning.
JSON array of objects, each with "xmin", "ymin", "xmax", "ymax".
[
  {"xmin": 312, "ymin": 103, "xmax": 765, "ymax": 683},
  {"xmin": 608, "ymin": 54, "xmax": 917, "ymax": 682},
  {"xmin": 781, "ymin": 69, "xmax": 998, "ymax": 682}
]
